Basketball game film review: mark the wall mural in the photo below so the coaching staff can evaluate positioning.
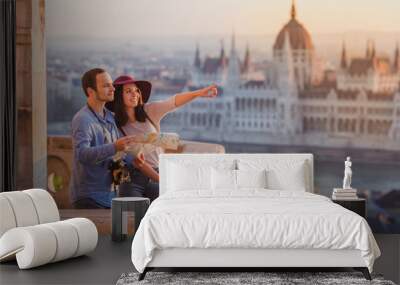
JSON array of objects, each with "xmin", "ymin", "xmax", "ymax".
[{"xmin": 46, "ymin": 0, "xmax": 400, "ymax": 233}]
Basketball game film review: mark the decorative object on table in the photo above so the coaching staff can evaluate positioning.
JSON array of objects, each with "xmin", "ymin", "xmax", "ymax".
[
  {"xmin": 112, "ymin": 197, "xmax": 150, "ymax": 242},
  {"xmin": 0, "ymin": 189, "xmax": 98, "ymax": 269},
  {"xmin": 116, "ymin": 271, "xmax": 394, "ymax": 285},
  {"xmin": 332, "ymin": 156, "xmax": 358, "ymax": 200},
  {"xmin": 332, "ymin": 198, "xmax": 366, "ymax": 218},
  {"xmin": 343, "ymin": 156, "xmax": 353, "ymax": 189}
]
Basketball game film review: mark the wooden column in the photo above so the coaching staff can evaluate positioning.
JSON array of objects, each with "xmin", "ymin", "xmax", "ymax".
[
  {"xmin": 16, "ymin": 0, "xmax": 33, "ymax": 189},
  {"xmin": 16, "ymin": 0, "xmax": 47, "ymax": 190},
  {"xmin": 31, "ymin": 0, "xmax": 47, "ymax": 188}
]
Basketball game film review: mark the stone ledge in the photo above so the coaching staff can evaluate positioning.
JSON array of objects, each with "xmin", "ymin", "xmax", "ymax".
[
  {"xmin": 48, "ymin": 135, "xmax": 225, "ymax": 208},
  {"xmin": 59, "ymin": 209, "xmax": 135, "ymax": 235}
]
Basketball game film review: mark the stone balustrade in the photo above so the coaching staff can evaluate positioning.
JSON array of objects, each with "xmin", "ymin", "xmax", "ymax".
[{"xmin": 47, "ymin": 135, "xmax": 225, "ymax": 209}]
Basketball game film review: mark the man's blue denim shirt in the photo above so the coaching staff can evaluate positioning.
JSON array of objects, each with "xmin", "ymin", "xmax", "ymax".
[{"xmin": 69, "ymin": 105, "xmax": 132, "ymax": 208}]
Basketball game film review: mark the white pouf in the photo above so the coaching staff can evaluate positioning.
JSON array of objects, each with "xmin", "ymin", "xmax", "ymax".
[{"xmin": 0, "ymin": 189, "xmax": 98, "ymax": 269}]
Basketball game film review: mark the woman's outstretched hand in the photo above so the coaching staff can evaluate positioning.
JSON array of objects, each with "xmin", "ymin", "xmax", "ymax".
[
  {"xmin": 174, "ymin": 84, "xmax": 218, "ymax": 107},
  {"xmin": 200, "ymin": 84, "xmax": 218, "ymax": 98}
]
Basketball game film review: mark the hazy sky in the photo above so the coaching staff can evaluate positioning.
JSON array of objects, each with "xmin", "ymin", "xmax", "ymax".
[{"xmin": 46, "ymin": 0, "xmax": 400, "ymax": 39}]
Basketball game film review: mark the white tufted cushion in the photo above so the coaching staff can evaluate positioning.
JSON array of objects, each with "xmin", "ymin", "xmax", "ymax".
[
  {"xmin": 23, "ymin": 189, "xmax": 60, "ymax": 224},
  {"xmin": 1, "ymin": 191, "xmax": 40, "ymax": 227},
  {"xmin": 64, "ymin": 218, "xmax": 98, "ymax": 257},
  {"xmin": 0, "ymin": 226, "xmax": 57, "ymax": 268},
  {"xmin": 0, "ymin": 196, "xmax": 17, "ymax": 237},
  {"xmin": 0, "ymin": 189, "xmax": 98, "ymax": 269},
  {"xmin": 42, "ymin": 221, "xmax": 79, "ymax": 262}
]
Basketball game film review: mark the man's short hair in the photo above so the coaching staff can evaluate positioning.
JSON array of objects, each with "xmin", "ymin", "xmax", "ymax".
[{"xmin": 81, "ymin": 68, "xmax": 106, "ymax": 97}]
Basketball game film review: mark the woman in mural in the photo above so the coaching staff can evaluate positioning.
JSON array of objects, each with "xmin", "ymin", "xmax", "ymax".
[{"xmin": 107, "ymin": 75, "xmax": 218, "ymax": 201}]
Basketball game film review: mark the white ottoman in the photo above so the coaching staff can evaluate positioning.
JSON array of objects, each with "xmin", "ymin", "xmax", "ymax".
[{"xmin": 0, "ymin": 189, "xmax": 98, "ymax": 269}]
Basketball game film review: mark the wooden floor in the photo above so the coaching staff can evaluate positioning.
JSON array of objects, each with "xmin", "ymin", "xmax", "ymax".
[{"xmin": 0, "ymin": 235, "xmax": 133, "ymax": 285}]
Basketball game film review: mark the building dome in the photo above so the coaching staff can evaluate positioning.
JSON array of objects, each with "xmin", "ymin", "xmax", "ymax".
[{"xmin": 273, "ymin": 2, "xmax": 313, "ymax": 50}]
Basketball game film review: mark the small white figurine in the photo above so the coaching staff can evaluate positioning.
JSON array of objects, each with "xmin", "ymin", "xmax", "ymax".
[{"xmin": 343, "ymin": 156, "xmax": 352, "ymax": 189}]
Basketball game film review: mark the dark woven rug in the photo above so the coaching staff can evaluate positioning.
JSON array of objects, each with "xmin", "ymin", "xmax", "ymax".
[{"xmin": 116, "ymin": 271, "xmax": 396, "ymax": 285}]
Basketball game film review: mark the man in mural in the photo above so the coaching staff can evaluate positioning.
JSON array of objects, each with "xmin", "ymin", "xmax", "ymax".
[{"xmin": 69, "ymin": 68, "xmax": 145, "ymax": 209}]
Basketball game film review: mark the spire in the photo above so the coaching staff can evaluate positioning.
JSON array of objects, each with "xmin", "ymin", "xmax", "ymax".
[
  {"xmin": 230, "ymin": 30, "xmax": 236, "ymax": 54},
  {"xmin": 242, "ymin": 43, "xmax": 250, "ymax": 73},
  {"xmin": 219, "ymin": 39, "xmax": 227, "ymax": 68},
  {"xmin": 365, "ymin": 40, "xmax": 376, "ymax": 59},
  {"xmin": 394, "ymin": 43, "xmax": 400, "ymax": 72},
  {"xmin": 370, "ymin": 40, "xmax": 376, "ymax": 59},
  {"xmin": 291, "ymin": 0, "xmax": 296, "ymax": 19},
  {"xmin": 219, "ymin": 39, "xmax": 225, "ymax": 59},
  {"xmin": 341, "ymin": 41, "xmax": 347, "ymax": 69},
  {"xmin": 194, "ymin": 43, "xmax": 201, "ymax": 68},
  {"xmin": 226, "ymin": 29, "xmax": 241, "ymax": 88}
]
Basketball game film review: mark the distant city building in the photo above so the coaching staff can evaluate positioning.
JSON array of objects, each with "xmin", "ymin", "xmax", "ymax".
[
  {"xmin": 337, "ymin": 40, "xmax": 399, "ymax": 93},
  {"xmin": 161, "ymin": 1, "xmax": 400, "ymax": 150},
  {"xmin": 47, "ymin": 73, "xmax": 71, "ymax": 100}
]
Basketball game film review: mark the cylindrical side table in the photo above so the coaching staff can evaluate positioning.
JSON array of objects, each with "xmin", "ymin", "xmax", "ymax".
[{"xmin": 111, "ymin": 197, "xmax": 150, "ymax": 242}]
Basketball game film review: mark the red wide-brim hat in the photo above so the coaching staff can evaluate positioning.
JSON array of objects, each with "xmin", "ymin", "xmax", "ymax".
[
  {"xmin": 113, "ymin": 75, "xmax": 152, "ymax": 103},
  {"xmin": 106, "ymin": 75, "xmax": 152, "ymax": 113}
]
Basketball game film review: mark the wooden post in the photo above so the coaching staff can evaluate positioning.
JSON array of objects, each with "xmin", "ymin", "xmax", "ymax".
[
  {"xmin": 15, "ymin": 0, "xmax": 47, "ymax": 189},
  {"xmin": 31, "ymin": 0, "xmax": 47, "ymax": 188}
]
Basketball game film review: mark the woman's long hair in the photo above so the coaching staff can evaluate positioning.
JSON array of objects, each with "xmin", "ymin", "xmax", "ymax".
[{"xmin": 112, "ymin": 84, "xmax": 148, "ymax": 128}]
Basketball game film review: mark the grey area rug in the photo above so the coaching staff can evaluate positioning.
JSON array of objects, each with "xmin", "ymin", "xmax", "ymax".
[{"xmin": 116, "ymin": 271, "xmax": 396, "ymax": 285}]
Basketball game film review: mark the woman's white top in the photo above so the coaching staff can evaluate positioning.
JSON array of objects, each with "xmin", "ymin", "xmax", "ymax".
[{"xmin": 121, "ymin": 96, "xmax": 176, "ymax": 168}]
